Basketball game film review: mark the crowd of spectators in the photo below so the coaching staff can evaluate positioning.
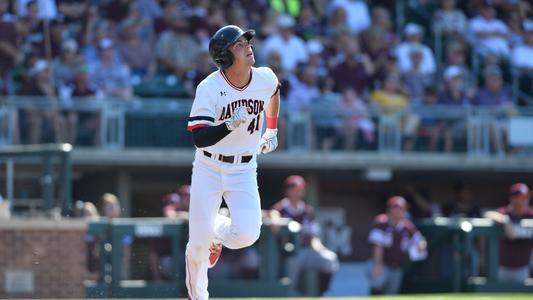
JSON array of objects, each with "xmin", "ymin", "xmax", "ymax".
[{"xmin": 0, "ymin": 0, "xmax": 532, "ymax": 152}]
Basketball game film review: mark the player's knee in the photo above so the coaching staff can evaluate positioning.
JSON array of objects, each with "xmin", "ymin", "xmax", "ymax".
[{"xmin": 234, "ymin": 224, "xmax": 261, "ymax": 248}]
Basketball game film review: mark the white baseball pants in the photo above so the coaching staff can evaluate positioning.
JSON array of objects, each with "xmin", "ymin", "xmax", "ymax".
[{"xmin": 186, "ymin": 150, "xmax": 262, "ymax": 300}]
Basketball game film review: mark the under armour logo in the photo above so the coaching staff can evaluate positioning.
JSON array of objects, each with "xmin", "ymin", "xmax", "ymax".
[{"xmin": 220, "ymin": 91, "xmax": 226, "ymax": 96}]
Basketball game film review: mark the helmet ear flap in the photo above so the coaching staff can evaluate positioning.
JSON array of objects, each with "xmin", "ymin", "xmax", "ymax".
[{"xmin": 217, "ymin": 49, "xmax": 234, "ymax": 69}]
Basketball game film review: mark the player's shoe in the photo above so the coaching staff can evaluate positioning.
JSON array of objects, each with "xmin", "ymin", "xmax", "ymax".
[{"xmin": 208, "ymin": 243, "xmax": 222, "ymax": 268}]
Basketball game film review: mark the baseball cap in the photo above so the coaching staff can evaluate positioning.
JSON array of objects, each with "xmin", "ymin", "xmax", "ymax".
[
  {"xmin": 278, "ymin": 14, "xmax": 295, "ymax": 28},
  {"xmin": 444, "ymin": 65, "xmax": 463, "ymax": 81},
  {"xmin": 387, "ymin": 196, "xmax": 407, "ymax": 209},
  {"xmin": 284, "ymin": 175, "xmax": 306, "ymax": 190},
  {"xmin": 307, "ymin": 40, "xmax": 324, "ymax": 54},
  {"xmin": 99, "ymin": 38, "xmax": 114, "ymax": 49},
  {"xmin": 510, "ymin": 182, "xmax": 529, "ymax": 199},
  {"xmin": 405, "ymin": 23, "xmax": 424, "ymax": 36}
]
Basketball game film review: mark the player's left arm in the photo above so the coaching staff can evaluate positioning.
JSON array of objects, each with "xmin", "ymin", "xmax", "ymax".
[{"xmin": 257, "ymin": 85, "xmax": 281, "ymax": 154}]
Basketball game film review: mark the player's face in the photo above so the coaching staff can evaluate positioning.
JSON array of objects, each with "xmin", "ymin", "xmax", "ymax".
[{"xmin": 230, "ymin": 37, "xmax": 254, "ymax": 66}]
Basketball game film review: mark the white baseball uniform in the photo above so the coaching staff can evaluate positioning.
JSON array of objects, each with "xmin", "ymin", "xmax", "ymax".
[{"xmin": 185, "ymin": 66, "xmax": 278, "ymax": 300}]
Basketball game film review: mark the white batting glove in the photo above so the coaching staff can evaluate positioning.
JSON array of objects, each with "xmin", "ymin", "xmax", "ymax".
[
  {"xmin": 257, "ymin": 128, "xmax": 278, "ymax": 154},
  {"xmin": 225, "ymin": 106, "xmax": 248, "ymax": 131}
]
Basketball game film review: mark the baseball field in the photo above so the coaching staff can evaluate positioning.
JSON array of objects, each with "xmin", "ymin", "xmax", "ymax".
[{"xmin": 206, "ymin": 296, "xmax": 533, "ymax": 300}]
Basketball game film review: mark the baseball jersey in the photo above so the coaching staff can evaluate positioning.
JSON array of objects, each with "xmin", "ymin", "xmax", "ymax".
[
  {"xmin": 368, "ymin": 214, "xmax": 423, "ymax": 267},
  {"xmin": 496, "ymin": 206, "xmax": 533, "ymax": 268},
  {"xmin": 272, "ymin": 197, "xmax": 320, "ymax": 246},
  {"xmin": 187, "ymin": 67, "xmax": 279, "ymax": 155}
]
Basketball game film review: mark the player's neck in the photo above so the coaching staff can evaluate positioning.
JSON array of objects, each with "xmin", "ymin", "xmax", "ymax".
[{"xmin": 223, "ymin": 66, "xmax": 252, "ymax": 88}]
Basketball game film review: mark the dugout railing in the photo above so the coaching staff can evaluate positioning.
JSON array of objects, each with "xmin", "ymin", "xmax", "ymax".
[
  {"xmin": 403, "ymin": 217, "xmax": 533, "ymax": 294},
  {"xmin": 85, "ymin": 216, "xmax": 300, "ymax": 298}
]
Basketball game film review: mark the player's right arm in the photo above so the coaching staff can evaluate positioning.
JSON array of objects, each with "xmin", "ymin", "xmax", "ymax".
[{"xmin": 187, "ymin": 83, "xmax": 246, "ymax": 148}]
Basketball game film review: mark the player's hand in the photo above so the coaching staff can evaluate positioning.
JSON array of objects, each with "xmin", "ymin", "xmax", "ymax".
[
  {"xmin": 257, "ymin": 128, "xmax": 278, "ymax": 154},
  {"xmin": 225, "ymin": 106, "xmax": 248, "ymax": 131}
]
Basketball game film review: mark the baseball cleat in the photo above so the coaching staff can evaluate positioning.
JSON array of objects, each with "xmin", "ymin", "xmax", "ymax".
[{"xmin": 208, "ymin": 243, "xmax": 222, "ymax": 268}]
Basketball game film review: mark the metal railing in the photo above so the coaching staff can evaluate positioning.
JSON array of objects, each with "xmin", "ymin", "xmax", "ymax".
[{"xmin": 1, "ymin": 96, "xmax": 533, "ymax": 156}]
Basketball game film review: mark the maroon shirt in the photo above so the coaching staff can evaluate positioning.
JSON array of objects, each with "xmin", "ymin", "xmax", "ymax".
[
  {"xmin": 272, "ymin": 198, "xmax": 318, "ymax": 246},
  {"xmin": 496, "ymin": 206, "xmax": 533, "ymax": 268},
  {"xmin": 368, "ymin": 214, "xmax": 420, "ymax": 268}
]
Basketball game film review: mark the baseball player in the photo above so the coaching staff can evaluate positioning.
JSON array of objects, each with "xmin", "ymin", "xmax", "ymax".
[
  {"xmin": 185, "ymin": 25, "xmax": 280, "ymax": 300},
  {"xmin": 368, "ymin": 196, "xmax": 427, "ymax": 294}
]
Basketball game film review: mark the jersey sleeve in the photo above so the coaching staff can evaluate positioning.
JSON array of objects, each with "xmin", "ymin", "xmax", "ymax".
[
  {"xmin": 257, "ymin": 67, "xmax": 279, "ymax": 97},
  {"xmin": 187, "ymin": 82, "xmax": 217, "ymax": 132}
]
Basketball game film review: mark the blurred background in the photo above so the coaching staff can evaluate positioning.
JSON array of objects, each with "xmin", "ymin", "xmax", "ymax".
[{"xmin": 0, "ymin": 0, "xmax": 533, "ymax": 298}]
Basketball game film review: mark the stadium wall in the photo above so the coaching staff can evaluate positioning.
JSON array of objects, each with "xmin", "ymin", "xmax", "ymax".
[{"xmin": 0, "ymin": 219, "xmax": 90, "ymax": 298}]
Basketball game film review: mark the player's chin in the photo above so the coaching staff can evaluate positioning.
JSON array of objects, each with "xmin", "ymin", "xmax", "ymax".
[{"xmin": 247, "ymin": 55, "xmax": 255, "ymax": 65}]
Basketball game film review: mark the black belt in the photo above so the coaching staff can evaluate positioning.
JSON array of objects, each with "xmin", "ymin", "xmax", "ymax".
[{"xmin": 203, "ymin": 151, "xmax": 253, "ymax": 163}]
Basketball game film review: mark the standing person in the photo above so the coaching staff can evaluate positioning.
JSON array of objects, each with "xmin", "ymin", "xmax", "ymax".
[
  {"xmin": 484, "ymin": 183, "xmax": 533, "ymax": 283},
  {"xmin": 271, "ymin": 175, "xmax": 339, "ymax": 296},
  {"xmin": 368, "ymin": 196, "xmax": 427, "ymax": 295},
  {"xmin": 185, "ymin": 25, "xmax": 280, "ymax": 300}
]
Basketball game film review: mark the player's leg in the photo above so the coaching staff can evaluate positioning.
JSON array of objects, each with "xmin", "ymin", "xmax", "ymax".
[
  {"xmin": 214, "ymin": 168, "xmax": 262, "ymax": 249},
  {"xmin": 186, "ymin": 158, "xmax": 224, "ymax": 300}
]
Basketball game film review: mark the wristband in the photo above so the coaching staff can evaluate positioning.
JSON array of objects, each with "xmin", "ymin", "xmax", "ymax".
[{"xmin": 266, "ymin": 117, "xmax": 278, "ymax": 129}]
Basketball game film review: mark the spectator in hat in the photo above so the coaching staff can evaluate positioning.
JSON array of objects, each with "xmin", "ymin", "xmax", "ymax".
[
  {"xmin": 472, "ymin": 65, "xmax": 515, "ymax": 155},
  {"xmin": 484, "ymin": 183, "xmax": 533, "ymax": 283},
  {"xmin": 431, "ymin": 65, "xmax": 471, "ymax": 152},
  {"xmin": 402, "ymin": 44, "xmax": 435, "ymax": 106},
  {"xmin": 261, "ymin": 14, "xmax": 308, "ymax": 72},
  {"xmin": 271, "ymin": 175, "xmax": 339, "ymax": 296},
  {"xmin": 368, "ymin": 196, "xmax": 427, "ymax": 294},
  {"xmin": 468, "ymin": 2, "xmax": 510, "ymax": 57},
  {"xmin": 89, "ymin": 38, "xmax": 133, "ymax": 99},
  {"xmin": 395, "ymin": 23, "xmax": 437, "ymax": 76}
]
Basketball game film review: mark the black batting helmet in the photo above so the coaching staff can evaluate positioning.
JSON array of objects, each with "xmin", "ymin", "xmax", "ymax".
[{"xmin": 208, "ymin": 25, "xmax": 255, "ymax": 69}]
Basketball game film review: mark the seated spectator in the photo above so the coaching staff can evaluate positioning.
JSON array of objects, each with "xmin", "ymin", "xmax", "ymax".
[
  {"xmin": 261, "ymin": 14, "xmax": 308, "ymax": 73},
  {"xmin": 271, "ymin": 175, "xmax": 339, "ymax": 296},
  {"xmin": 294, "ymin": 4, "xmax": 323, "ymax": 40},
  {"xmin": 371, "ymin": 73, "xmax": 419, "ymax": 151},
  {"xmin": 53, "ymin": 39, "xmax": 84, "ymax": 87},
  {"xmin": 339, "ymin": 87, "xmax": 375, "ymax": 150},
  {"xmin": 330, "ymin": 35, "xmax": 374, "ymax": 95},
  {"xmin": 116, "ymin": 19, "xmax": 157, "ymax": 80},
  {"xmin": 433, "ymin": 0, "xmax": 468, "ymax": 41},
  {"xmin": 511, "ymin": 20, "xmax": 533, "ymax": 101},
  {"xmin": 472, "ymin": 65, "xmax": 516, "ymax": 155},
  {"xmin": 367, "ymin": 6, "xmax": 397, "ymax": 49},
  {"xmin": 445, "ymin": 42, "xmax": 475, "ymax": 90},
  {"xmin": 89, "ymin": 38, "xmax": 133, "ymax": 99},
  {"xmin": 312, "ymin": 78, "xmax": 341, "ymax": 150},
  {"xmin": 286, "ymin": 64, "xmax": 320, "ymax": 112},
  {"xmin": 155, "ymin": 14, "xmax": 202, "ymax": 79},
  {"xmin": 328, "ymin": 0, "xmax": 371, "ymax": 35},
  {"xmin": 153, "ymin": 0, "xmax": 178, "ymax": 35},
  {"xmin": 395, "ymin": 23, "xmax": 437, "ymax": 76},
  {"xmin": 368, "ymin": 196, "xmax": 427, "ymax": 295},
  {"xmin": 324, "ymin": 6, "xmax": 350, "ymax": 38},
  {"xmin": 68, "ymin": 66, "xmax": 100, "ymax": 146},
  {"xmin": 468, "ymin": 2, "xmax": 510, "ymax": 58},
  {"xmin": 484, "ymin": 183, "xmax": 533, "ymax": 284},
  {"xmin": 306, "ymin": 39, "xmax": 328, "ymax": 78},
  {"xmin": 402, "ymin": 45, "xmax": 435, "ymax": 106},
  {"xmin": 432, "ymin": 66, "xmax": 471, "ymax": 152},
  {"xmin": 18, "ymin": 59, "xmax": 56, "ymax": 144}
]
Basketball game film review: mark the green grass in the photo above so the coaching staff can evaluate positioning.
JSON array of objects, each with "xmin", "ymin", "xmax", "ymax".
[{"xmin": 232, "ymin": 296, "xmax": 520, "ymax": 299}]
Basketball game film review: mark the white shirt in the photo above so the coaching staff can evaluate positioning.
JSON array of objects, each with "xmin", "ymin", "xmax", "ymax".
[
  {"xmin": 329, "ymin": 0, "xmax": 371, "ymax": 34},
  {"xmin": 261, "ymin": 33, "xmax": 308, "ymax": 72},
  {"xmin": 395, "ymin": 42, "xmax": 436, "ymax": 75},
  {"xmin": 187, "ymin": 67, "xmax": 278, "ymax": 155},
  {"xmin": 511, "ymin": 44, "xmax": 533, "ymax": 69},
  {"xmin": 468, "ymin": 16, "xmax": 510, "ymax": 56}
]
